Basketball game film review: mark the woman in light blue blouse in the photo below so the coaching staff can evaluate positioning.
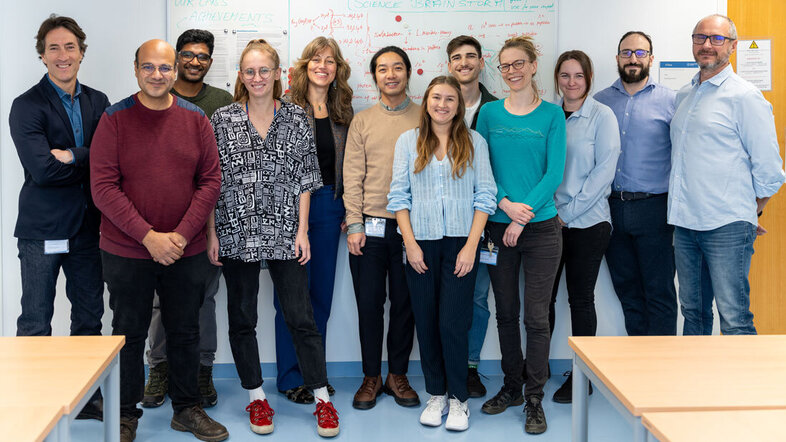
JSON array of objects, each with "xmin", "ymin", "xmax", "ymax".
[
  {"xmin": 387, "ymin": 76, "xmax": 496, "ymax": 431},
  {"xmin": 548, "ymin": 50, "xmax": 620, "ymax": 404}
]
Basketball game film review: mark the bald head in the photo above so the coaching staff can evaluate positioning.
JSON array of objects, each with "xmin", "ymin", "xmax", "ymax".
[
  {"xmin": 135, "ymin": 39, "xmax": 176, "ymax": 66},
  {"xmin": 693, "ymin": 14, "xmax": 737, "ymax": 40}
]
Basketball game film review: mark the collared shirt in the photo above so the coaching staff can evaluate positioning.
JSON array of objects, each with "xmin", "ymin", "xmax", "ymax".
[
  {"xmin": 211, "ymin": 101, "xmax": 323, "ymax": 261},
  {"xmin": 47, "ymin": 76, "xmax": 84, "ymax": 148},
  {"xmin": 668, "ymin": 64, "xmax": 785, "ymax": 231},
  {"xmin": 595, "ymin": 76, "xmax": 675, "ymax": 194},
  {"xmin": 387, "ymin": 128, "xmax": 497, "ymax": 240},
  {"xmin": 380, "ymin": 96, "xmax": 411, "ymax": 112},
  {"xmin": 554, "ymin": 96, "xmax": 621, "ymax": 229}
]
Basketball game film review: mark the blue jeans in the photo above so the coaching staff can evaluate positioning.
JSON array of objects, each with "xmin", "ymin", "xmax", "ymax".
[
  {"xmin": 674, "ymin": 221, "xmax": 757, "ymax": 335},
  {"xmin": 606, "ymin": 195, "xmax": 678, "ymax": 335},
  {"xmin": 273, "ymin": 186, "xmax": 344, "ymax": 391},
  {"xmin": 17, "ymin": 222, "xmax": 104, "ymax": 337},
  {"xmin": 468, "ymin": 264, "xmax": 491, "ymax": 365}
]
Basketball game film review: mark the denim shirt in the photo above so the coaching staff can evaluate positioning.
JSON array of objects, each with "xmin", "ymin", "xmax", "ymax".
[
  {"xmin": 668, "ymin": 65, "xmax": 785, "ymax": 231},
  {"xmin": 554, "ymin": 96, "xmax": 620, "ymax": 228},
  {"xmin": 387, "ymin": 128, "xmax": 497, "ymax": 240},
  {"xmin": 47, "ymin": 76, "xmax": 84, "ymax": 149}
]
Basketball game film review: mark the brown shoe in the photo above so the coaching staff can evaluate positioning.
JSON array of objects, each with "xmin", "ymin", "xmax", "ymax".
[
  {"xmin": 120, "ymin": 416, "xmax": 138, "ymax": 442},
  {"xmin": 352, "ymin": 375, "xmax": 382, "ymax": 410},
  {"xmin": 171, "ymin": 405, "xmax": 229, "ymax": 441},
  {"xmin": 383, "ymin": 373, "xmax": 420, "ymax": 407}
]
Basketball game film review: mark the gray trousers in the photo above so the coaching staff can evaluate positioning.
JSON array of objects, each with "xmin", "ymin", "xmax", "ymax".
[{"xmin": 146, "ymin": 265, "xmax": 222, "ymax": 367}]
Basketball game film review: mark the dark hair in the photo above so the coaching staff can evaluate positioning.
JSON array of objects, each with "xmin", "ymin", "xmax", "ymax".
[
  {"xmin": 35, "ymin": 14, "xmax": 86, "ymax": 55},
  {"xmin": 446, "ymin": 35, "xmax": 482, "ymax": 59},
  {"xmin": 176, "ymin": 29, "xmax": 215, "ymax": 56},
  {"xmin": 617, "ymin": 31, "xmax": 653, "ymax": 54},
  {"xmin": 369, "ymin": 46, "xmax": 411, "ymax": 84},
  {"xmin": 554, "ymin": 50, "xmax": 593, "ymax": 99}
]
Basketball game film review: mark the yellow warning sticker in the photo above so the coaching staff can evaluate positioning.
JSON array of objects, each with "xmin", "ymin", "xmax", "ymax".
[{"xmin": 750, "ymin": 41, "xmax": 759, "ymax": 49}]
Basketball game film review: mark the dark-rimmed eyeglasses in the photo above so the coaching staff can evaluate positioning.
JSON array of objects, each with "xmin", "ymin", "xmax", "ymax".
[
  {"xmin": 179, "ymin": 51, "xmax": 211, "ymax": 64},
  {"xmin": 497, "ymin": 59, "xmax": 529, "ymax": 73},
  {"xmin": 618, "ymin": 49, "xmax": 650, "ymax": 59},
  {"xmin": 692, "ymin": 34, "xmax": 735, "ymax": 46}
]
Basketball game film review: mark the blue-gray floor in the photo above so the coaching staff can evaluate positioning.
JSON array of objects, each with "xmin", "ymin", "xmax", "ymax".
[{"xmin": 71, "ymin": 371, "xmax": 632, "ymax": 441}]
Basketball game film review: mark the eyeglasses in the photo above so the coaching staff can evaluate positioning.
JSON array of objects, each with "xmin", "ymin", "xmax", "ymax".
[
  {"xmin": 138, "ymin": 63, "xmax": 174, "ymax": 75},
  {"xmin": 618, "ymin": 49, "xmax": 650, "ymax": 58},
  {"xmin": 692, "ymin": 34, "xmax": 735, "ymax": 46},
  {"xmin": 497, "ymin": 59, "xmax": 529, "ymax": 73},
  {"xmin": 179, "ymin": 51, "xmax": 211, "ymax": 64},
  {"xmin": 242, "ymin": 67, "xmax": 275, "ymax": 80}
]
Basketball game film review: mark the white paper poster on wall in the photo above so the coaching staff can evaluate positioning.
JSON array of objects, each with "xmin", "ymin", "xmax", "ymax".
[
  {"xmin": 659, "ymin": 61, "xmax": 698, "ymax": 91},
  {"xmin": 737, "ymin": 39, "xmax": 771, "ymax": 91}
]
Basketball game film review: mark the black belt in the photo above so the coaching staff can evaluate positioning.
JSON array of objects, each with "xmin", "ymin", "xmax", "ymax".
[{"xmin": 610, "ymin": 191, "xmax": 665, "ymax": 201}]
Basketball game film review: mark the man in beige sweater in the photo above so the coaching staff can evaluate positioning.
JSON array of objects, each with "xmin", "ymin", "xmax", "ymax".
[{"xmin": 343, "ymin": 46, "xmax": 421, "ymax": 410}]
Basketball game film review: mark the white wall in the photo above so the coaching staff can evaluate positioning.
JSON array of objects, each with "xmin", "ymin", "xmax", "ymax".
[{"xmin": 0, "ymin": 0, "xmax": 724, "ymax": 363}]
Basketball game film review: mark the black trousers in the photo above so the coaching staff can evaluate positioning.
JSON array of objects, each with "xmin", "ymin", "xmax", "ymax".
[
  {"xmin": 103, "ymin": 251, "xmax": 211, "ymax": 418},
  {"xmin": 549, "ymin": 222, "xmax": 612, "ymax": 337},
  {"xmin": 222, "ymin": 258, "xmax": 328, "ymax": 390},
  {"xmin": 348, "ymin": 217, "xmax": 415, "ymax": 376},
  {"xmin": 405, "ymin": 237, "xmax": 478, "ymax": 402},
  {"xmin": 486, "ymin": 217, "xmax": 562, "ymax": 399}
]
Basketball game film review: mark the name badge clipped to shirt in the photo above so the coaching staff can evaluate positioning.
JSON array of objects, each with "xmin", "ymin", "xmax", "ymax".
[
  {"xmin": 479, "ymin": 239, "xmax": 499, "ymax": 266},
  {"xmin": 44, "ymin": 239, "xmax": 69, "ymax": 255},
  {"xmin": 365, "ymin": 217, "xmax": 386, "ymax": 238}
]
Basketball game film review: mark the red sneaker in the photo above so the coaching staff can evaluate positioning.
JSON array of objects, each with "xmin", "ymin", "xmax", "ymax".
[
  {"xmin": 314, "ymin": 399, "xmax": 339, "ymax": 437},
  {"xmin": 246, "ymin": 399, "xmax": 274, "ymax": 434}
]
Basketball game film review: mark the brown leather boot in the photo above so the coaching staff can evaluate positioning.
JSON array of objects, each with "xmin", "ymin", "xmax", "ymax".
[
  {"xmin": 171, "ymin": 405, "xmax": 229, "ymax": 441},
  {"xmin": 352, "ymin": 375, "xmax": 382, "ymax": 410},
  {"xmin": 384, "ymin": 373, "xmax": 420, "ymax": 407}
]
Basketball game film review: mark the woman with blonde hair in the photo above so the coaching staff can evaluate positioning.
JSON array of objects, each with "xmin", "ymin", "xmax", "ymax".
[
  {"xmin": 273, "ymin": 36, "xmax": 354, "ymax": 404},
  {"xmin": 475, "ymin": 36, "xmax": 566, "ymax": 434},
  {"xmin": 208, "ymin": 39, "xmax": 339, "ymax": 437},
  {"xmin": 388, "ymin": 75, "xmax": 496, "ymax": 431}
]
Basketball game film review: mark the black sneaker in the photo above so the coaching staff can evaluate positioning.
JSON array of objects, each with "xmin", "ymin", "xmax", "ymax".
[
  {"xmin": 552, "ymin": 371, "xmax": 592, "ymax": 404},
  {"xmin": 142, "ymin": 361, "xmax": 168, "ymax": 408},
  {"xmin": 199, "ymin": 364, "xmax": 218, "ymax": 408},
  {"xmin": 171, "ymin": 405, "xmax": 229, "ymax": 441},
  {"xmin": 281, "ymin": 385, "xmax": 315, "ymax": 404},
  {"xmin": 524, "ymin": 396, "xmax": 547, "ymax": 434},
  {"xmin": 467, "ymin": 367, "xmax": 487, "ymax": 398},
  {"xmin": 120, "ymin": 416, "xmax": 138, "ymax": 442},
  {"xmin": 481, "ymin": 385, "xmax": 524, "ymax": 414}
]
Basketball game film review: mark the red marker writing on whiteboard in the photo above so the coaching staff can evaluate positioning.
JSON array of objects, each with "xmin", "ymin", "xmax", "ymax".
[
  {"xmin": 417, "ymin": 69, "xmax": 423, "ymax": 75},
  {"xmin": 395, "ymin": 15, "xmax": 402, "ymax": 22}
]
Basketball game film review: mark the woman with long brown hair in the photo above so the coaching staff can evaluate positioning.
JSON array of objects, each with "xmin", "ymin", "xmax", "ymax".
[
  {"xmin": 273, "ymin": 36, "xmax": 353, "ymax": 404},
  {"xmin": 387, "ymin": 75, "xmax": 496, "ymax": 431},
  {"xmin": 207, "ymin": 39, "xmax": 339, "ymax": 437}
]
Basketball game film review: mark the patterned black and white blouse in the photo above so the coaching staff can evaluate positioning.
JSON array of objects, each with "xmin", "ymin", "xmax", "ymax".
[{"xmin": 210, "ymin": 101, "xmax": 322, "ymax": 261}]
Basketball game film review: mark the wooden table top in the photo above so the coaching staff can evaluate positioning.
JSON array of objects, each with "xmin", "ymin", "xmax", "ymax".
[
  {"xmin": 0, "ymin": 336, "xmax": 125, "ymax": 413},
  {"xmin": 568, "ymin": 335, "xmax": 786, "ymax": 415},
  {"xmin": 642, "ymin": 409, "xmax": 786, "ymax": 442},
  {"xmin": 0, "ymin": 404, "xmax": 63, "ymax": 442}
]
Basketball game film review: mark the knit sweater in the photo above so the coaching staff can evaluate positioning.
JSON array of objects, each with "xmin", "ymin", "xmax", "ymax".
[
  {"xmin": 171, "ymin": 83, "xmax": 233, "ymax": 118},
  {"xmin": 90, "ymin": 93, "xmax": 221, "ymax": 259}
]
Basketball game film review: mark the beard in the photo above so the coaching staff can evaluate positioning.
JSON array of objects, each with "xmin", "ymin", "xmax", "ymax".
[
  {"xmin": 696, "ymin": 48, "xmax": 730, "ymax": 71},
  {"xmin": 618, "ymin": 62, "xmax": 649, "ymax": 83}
]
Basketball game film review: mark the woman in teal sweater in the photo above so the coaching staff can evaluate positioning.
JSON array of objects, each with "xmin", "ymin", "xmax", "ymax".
[{"xmin": 475, "ymin": 36, "xmax": 566, "ymax": 435}]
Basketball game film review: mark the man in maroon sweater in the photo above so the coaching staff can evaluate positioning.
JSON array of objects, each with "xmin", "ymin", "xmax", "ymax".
[{"xmin": 90, "ymin": 39, "xmax": 226, "ymax": 442}]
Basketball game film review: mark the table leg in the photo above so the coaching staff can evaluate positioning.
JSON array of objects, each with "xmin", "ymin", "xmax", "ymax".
[
  {"xmin": 103, "ymin": 355, "xmax": 120, "ymax": 442},
  {"xmin": 572, "ymin": 355, "xmax": 589, "ymax": 442},
  {"xmin": 633, "ymin": 417, "xmax": 647, "ymax": 442},
  {"xmin": 56, "ymin": 414, "xmax": 70, "ymax": 442}
]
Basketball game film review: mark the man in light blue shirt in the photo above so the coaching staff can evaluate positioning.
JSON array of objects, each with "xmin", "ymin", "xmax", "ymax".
[
  {"xmin": 595, "ymin": 31, "xmax": 679, "ymax": 336},
  {"xmin": 669, "ymin": 14, "xmax": 784, "ymax": 335}
]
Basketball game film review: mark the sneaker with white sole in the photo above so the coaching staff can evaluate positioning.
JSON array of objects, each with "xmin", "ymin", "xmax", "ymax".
[
  {"xmin": 445, "ymin": 398, "xmax": 469, "ymax": 431},
  {"xmin": 419, "ymin": 395, "xmax": 448, "ymax": 427}
]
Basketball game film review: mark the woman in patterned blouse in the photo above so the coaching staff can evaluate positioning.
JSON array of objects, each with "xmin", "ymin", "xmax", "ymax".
[
  {"xmin": 207, "ymin": 39, "xmax": 339, "ymax": 438},
  {"xmin": 274, "ymin": 36, "xmax": 353, "ymax": 404}
]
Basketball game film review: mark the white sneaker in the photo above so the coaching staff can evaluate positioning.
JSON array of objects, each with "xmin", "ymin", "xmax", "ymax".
[
  {"xmin": 419, "ymin": 395, "xmax": 448, "ymax": 426},
  {"xmin": 445, "ymin": 397, "xmax": 469, "ymax": 431}
]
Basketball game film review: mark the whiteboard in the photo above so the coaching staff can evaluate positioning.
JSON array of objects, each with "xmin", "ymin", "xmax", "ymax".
[{"xmin": 168, "ymin": 0, "xmax": 558, "ymax": 109}]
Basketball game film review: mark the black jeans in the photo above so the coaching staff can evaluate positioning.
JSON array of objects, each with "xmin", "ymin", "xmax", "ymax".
[
  {"xmin": 405, "ymin": 237, "xmax": 478, "ymax": 402},
  {"xmin": 487, "ymin": 217, "xmax": 562, "ymax": 399},
  {"xmin": 222, "ymin": 258, "xmax": 327, "ymax": 390},
  {"xmin": 606, "ymin": 194, "xmax": 678, "ymax": 335},
  {"xmin": 103, "ymin": 251, "xmax": 211, "ymax": 418},
  {"xmin": 549, "ymin": 222, "xmax": 612, "ymax": 337},
  {"xmin": 348, "ymin": 216, "xmax": 414, "ymax": 376}
]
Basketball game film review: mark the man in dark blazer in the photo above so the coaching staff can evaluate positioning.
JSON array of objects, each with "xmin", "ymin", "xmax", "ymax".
[{"xmin": 9, "ymin": 15, "xmax": 109, "ymax": 418}]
